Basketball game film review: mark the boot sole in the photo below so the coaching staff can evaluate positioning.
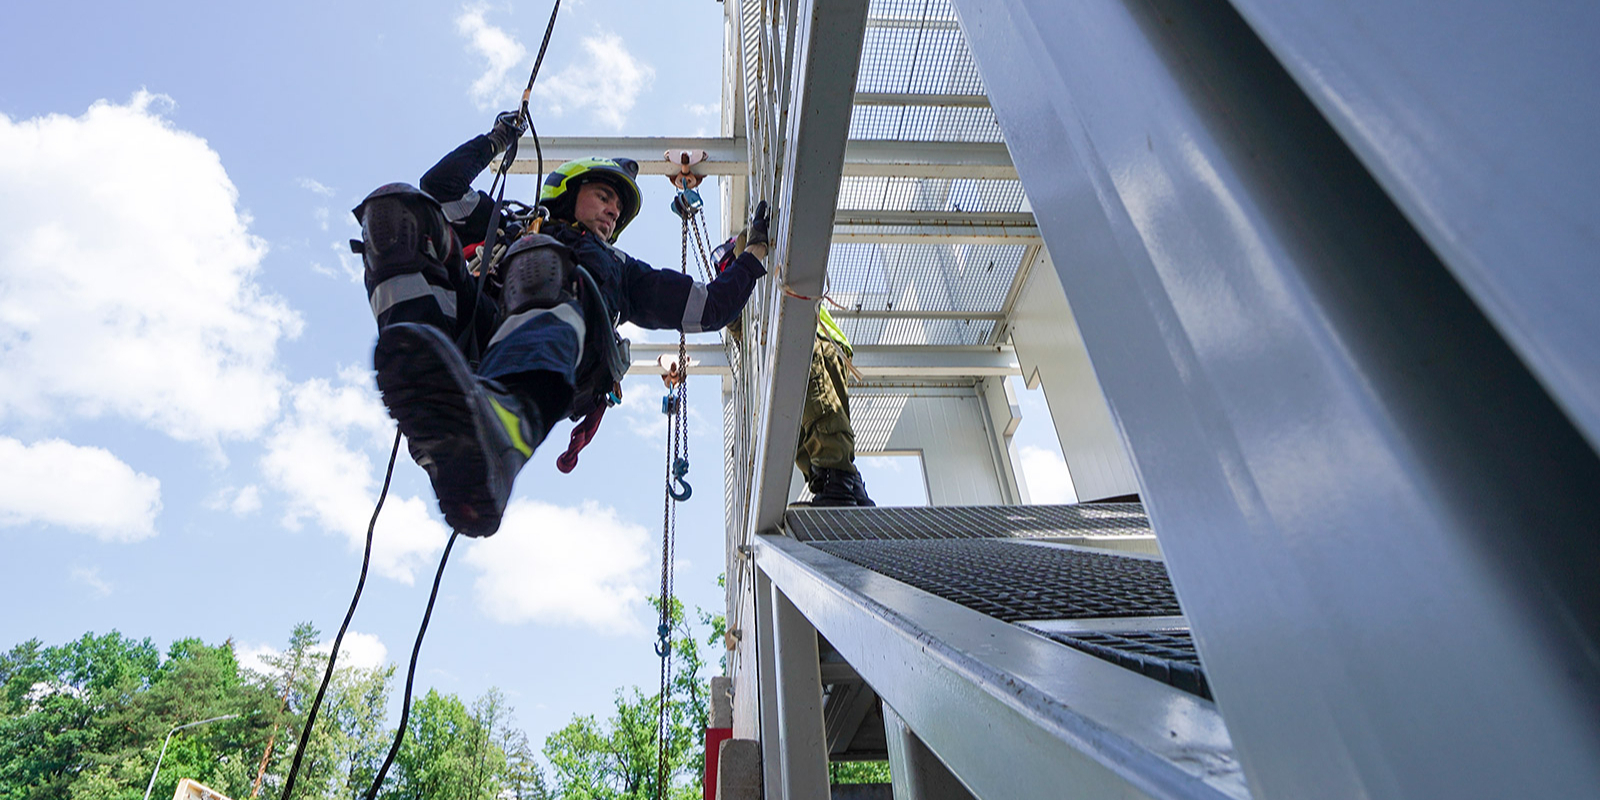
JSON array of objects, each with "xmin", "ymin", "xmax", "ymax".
[{"xmin": 374, "ymin": 324, "xmax": 505, "ymax": 535}]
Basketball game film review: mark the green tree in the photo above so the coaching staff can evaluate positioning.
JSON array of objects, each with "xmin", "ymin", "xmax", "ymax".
[
  {"xmin": 542, "ymin": 599, "xmax": 717, "ymax": 800},
  {"xmin": 382, "ymin": 687, "xmax": 514, "ymax": 800}
]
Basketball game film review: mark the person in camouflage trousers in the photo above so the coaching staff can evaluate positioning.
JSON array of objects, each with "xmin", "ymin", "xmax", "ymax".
[
  {"xmin": 795, "ymin": 307, "xmax": 874, "ymax": 506},
  {"xmin": 714, "ymin": 239, "xmax": 874, "ymax": 506}
]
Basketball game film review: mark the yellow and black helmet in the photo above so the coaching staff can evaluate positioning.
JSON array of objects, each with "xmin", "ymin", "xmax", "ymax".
[{"xmin": 538, "ymin": 157, "xmax": 642, "ymax": 241}]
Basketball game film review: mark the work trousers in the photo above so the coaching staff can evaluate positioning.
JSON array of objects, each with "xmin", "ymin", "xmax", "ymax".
[
  {"xmin": 795, "ymin": 334, "xmax": 858, "ymax": 480},
  {"xmin": 362, "ymin": 194, "xmax": 577, "ymax": 432}
]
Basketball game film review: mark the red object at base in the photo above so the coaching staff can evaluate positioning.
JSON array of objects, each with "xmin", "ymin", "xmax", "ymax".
[{"xmin": 704, "ymin": 727, "xmax": 734, "ymax": 800}]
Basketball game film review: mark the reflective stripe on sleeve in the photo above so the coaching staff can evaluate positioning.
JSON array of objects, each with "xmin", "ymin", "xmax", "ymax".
[
  {"xmin": 370, "ymin": 273, "xmax": 458, "ymax": 320},
  {"xmin": 439, "ymin": 191, "xmax": 479, "ymax": 224},
  {"xmin": 680, "ymin": 282, "xmax": 709, "ymax": 333}
]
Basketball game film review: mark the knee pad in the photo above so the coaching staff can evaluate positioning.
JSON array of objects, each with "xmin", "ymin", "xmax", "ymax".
[
  {"xmin": 499, "ymin": 234, "xmax": 575, "ymax": 315},
  {"xmin": 353, "ymin": 183, "xmax": 450, "ymax": 282}
]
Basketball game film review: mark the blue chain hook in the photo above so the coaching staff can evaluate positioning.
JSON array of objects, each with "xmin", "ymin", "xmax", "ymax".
[
  {"xmin": 668, "ymin": 456, "xmax": 692, "ymax": 501},
  {"xmin": 654, "ymin": 622, "xmax": 672, "ymax": 657}
]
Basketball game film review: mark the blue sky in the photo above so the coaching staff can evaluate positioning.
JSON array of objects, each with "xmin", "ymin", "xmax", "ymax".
[{"xmin": 0, "ymin": 0, "xmax": 1073, "ymax": 750}]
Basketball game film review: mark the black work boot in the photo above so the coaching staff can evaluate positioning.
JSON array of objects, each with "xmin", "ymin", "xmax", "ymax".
[
  {"xmin": 373, "ymin": 323, "xmax": 543, "ymax": 536},
  {"xmin": 808, "ymin": 467, "xmax": 872, "ymax": 507}
]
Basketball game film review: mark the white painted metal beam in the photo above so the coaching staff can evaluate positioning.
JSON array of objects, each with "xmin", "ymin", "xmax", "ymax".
[
  {"xmin": 833, "ymin": 210, "xmax": 1039, "ymax": 244},
  {"xmin": 958, "ymin": 0, "xmax": 1600, "ymax": 795},
  {"xmin": 504, "ymin": 137, "xmax": 1015, "ymax": 180},
  {"xmin": 853, "ymin": 92, "xmax": 990, "ymax": 107},
  {"xmin": 747, "ymin": 0, "xmax": 872, "ymax": 536},
  {"xmin": 626, "ymin": 343, "xmax": 1020, "ymax": 379},
  {"xmin": 772, "ymin": 586, "xmax": 830, "ymax": 799},
  {"xmin": 754, "ymin": 534, "xmax": 1248, "ymax": 800}
]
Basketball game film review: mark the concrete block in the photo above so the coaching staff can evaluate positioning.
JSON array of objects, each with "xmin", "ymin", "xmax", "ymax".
[
  {"xmin": 717, "ymin": 738, "xmax": 763, "ymax": 800},
  {"xmin": 711, "ymin": 675, "xmax": 734, "ymax": 729}
]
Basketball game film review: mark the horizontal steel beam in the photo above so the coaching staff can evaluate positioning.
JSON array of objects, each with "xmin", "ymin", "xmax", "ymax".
[
  {"xmin": 500, "ymin": 137, "xmax": 748, "ymax": 176},
  {"xmin": 504, "ymin": 138, "xmax": 1017, "ymax": 181},
  {"xmin": 853, "ymin": 92, "xmax": 991, "ymax": 108},
  {"xmin": 754, "ymin": 535, "xmax": 1248, "ymax": 800},
  {"xmin": 866, "ymin": 17, "xmax": 961, "ymax": 31},
  {"xmin": 826, "ymin": 310, "xmax": 1006, "ymax": 321},
  {"xmin": 833, "ymin": 210, "xmax": 1039, "ymax": 244},
  {"xmin": 626, "ymin": 343, "xmax": 1020, "ymax": 378}
]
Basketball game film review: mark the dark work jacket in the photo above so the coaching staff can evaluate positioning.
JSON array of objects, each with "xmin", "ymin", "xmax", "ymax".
[{"xmin": 420, "ymin": 134, "xmax": 766, "ymax": 335}]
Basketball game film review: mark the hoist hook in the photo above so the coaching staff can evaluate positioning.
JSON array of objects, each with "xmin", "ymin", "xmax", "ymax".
[
  {"xmin": 654, "ymin": 623, "xmax": 672, "ymax": 657},
  {"xmin": 668, "ymin": 456, "xmax": 692, "ymax": 501}
]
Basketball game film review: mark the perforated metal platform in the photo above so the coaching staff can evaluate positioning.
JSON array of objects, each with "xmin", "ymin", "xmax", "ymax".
[
  {"xmin": 807, "ymin": 539, "xmax": 1180, "ymax": 622},
  {"xmin": 1025, "ymin": 626, "xmax": 1212, "ymax": 700},
  {"xmin": 785, "ymin": 503, "xmax": 1150, "ymax": 542}
]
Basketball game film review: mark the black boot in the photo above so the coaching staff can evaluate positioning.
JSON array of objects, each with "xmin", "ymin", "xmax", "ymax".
[
  {"xmin": 808, "ymin": 467, "xmax": 873, "ymax": 507},
  {"xmin": 373, "ymin": 323, "xmax": 543, "ymax": 536}
]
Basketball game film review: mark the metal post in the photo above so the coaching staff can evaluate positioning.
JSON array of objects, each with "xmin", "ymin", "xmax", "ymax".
[
  {"xmin": 754, "ymin": 567, "xmax": 784, "ymax": 800},
  {"xmin": 883, "ymin": 704, "xmax": 977, "ymax": 800},
  {"xmin": 144, "ymin": 714, "xmax": 239, "ymax": 800},
  {"xmin": 772, "ymin": 584, "xmax": 830, "ymax": 800}
]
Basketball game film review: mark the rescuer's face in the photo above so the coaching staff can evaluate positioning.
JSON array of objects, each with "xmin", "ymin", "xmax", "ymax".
[{"xmin": 574, "ymin": 181, "xmax": 620, "ymax": 239}]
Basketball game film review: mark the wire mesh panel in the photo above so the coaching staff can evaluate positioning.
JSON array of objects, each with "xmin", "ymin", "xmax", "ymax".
[
  {"xmin": 1024, "ymin": 627, "xmax": 1213, "ymax": 700},
  {"xmin": 786, "ymin": 503, "xmax": 1151, "ymax": 541},
  {"xmin": 808, "ymin": 539, "xmax": 1180, "ymax": 621}
]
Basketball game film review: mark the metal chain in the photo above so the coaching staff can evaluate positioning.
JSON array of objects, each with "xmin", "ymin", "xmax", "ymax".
[{"xmin": 653, "ymin": 198, "xmax": 700, "ymax": 800}]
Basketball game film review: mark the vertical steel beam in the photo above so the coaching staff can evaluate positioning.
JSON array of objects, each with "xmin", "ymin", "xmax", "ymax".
[
  {"xmin": 772, "ymin": 585, "xmax": 830, "ymax": 799},
  {"xmin": 883, "ymin": 705, "xmax": 978, "ymax": 800},
  {"xmin": 954, "ymin": 0, "xmax": 1600, "ymax": 798},
  {"xmin": 747, "ymin": 0, "xmax": 871, "ymax": 536},
  {"xmin": 1224, "ymin": 0, "xmax": 1600, "ymax": 454},
  {"xmin": 754, "ymin": 567, "xmax": 784, "ymax": 800}
]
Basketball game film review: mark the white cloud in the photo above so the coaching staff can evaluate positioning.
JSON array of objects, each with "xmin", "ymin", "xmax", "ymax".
[
  {"xmin": 316, "ymin": 631, "xmax": 389, "ymax": 670},
  {"xmin": 260, "ymin": 369, "xmax": 448, "ymax": 583},
  {"xmin": 231, "ymin": 485, "xmax": 262, "ymax": 515},
  {"xmin": 535, "ymin": 33, "xmax": 655, "ymax": 129},
  {"xmin": 0, "ymin": 92, "xmax": 301, "ymax": 445},
  {"xmin": 0, "ymin": 437, "xmax": 161, "ymax": 541},
  {"xmin": 1020, "ymin": 445, "xmax": 1078, "ymax": 504},
  {"xmin": 457, "ymin": 6, "xmax": 529, "ymax": 110},
  {"xmin": 296, "ymin": 177, "xmax": 336, "ymax": 197},
  {"xmin": 237, "ymin": 630, "xmax": 390, "ymax": 676},
  {"xmin": 205, "ymin": 484, "xmax": 262, "ymax": 516},
  {"xmin": 331, "ymin": 241, "xmax": 363, "ymax": 282},
  {"xmin": 314, "ymin": 207, "xmax": 330, "ymax": 231},
  {"xmin": 70, "ymin": 566, "xmax": 113, "ymax": 597},
  {"xmin": 464, "ymin": 499, "xmax": 652, "ymax": 633}
]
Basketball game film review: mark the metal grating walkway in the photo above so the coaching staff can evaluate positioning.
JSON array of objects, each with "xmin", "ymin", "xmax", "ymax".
[
  {"xmin": 785, "ymin": 503, "xmax": 1150, "ymax": 541},
  {"xmin": 808, "ymin": 539, "xmax": 1181, "ymax": 621},
  {"xmin": 1025, "ymin": 626, "xmax": 1212, "ymax": 700}
]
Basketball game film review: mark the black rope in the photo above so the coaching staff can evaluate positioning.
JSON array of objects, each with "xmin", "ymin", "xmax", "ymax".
[
  {"xmin": 362, "ymin": 529, "xmax": 462, "ymax": 799},
  {"xmin": 461, "ymin": 0, "xmax": 562, "ymax": 363},
  {"xmin": 283, "ymin": 7, "xmax": 564, "ymax": 798},
  {"xmin": 278, "ymin": 431, "xmax": 401, "ymax": 800}
]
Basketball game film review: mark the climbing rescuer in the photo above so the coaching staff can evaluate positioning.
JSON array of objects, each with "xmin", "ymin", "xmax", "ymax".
[{"xmin": 353, "ymin": 112, "xmax": 771, "ymax": 536}]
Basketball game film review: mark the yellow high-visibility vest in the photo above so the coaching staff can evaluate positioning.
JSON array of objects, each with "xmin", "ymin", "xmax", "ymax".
[{"xmin": 817, "ymin": 307, "xmax": 852, "ymax": 357}]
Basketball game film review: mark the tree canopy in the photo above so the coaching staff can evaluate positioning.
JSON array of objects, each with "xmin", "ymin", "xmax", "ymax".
[{"xmin": 0, "ymin": 603, "xmax": 718, "ymax": 800}]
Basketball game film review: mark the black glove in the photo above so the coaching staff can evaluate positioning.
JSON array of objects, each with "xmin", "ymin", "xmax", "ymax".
[
  {"xmin": 487, "ymin": 110, "xmax": 526, "ymax": 154},
  {"xmin": 745, "ymin": 200, "xmax": 771, "ymax": 249}
]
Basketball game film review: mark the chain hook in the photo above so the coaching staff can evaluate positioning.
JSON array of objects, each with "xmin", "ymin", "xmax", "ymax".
[{"xmin": 668, "ymin": 457, "xmax": 692, "ymax": 501}]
